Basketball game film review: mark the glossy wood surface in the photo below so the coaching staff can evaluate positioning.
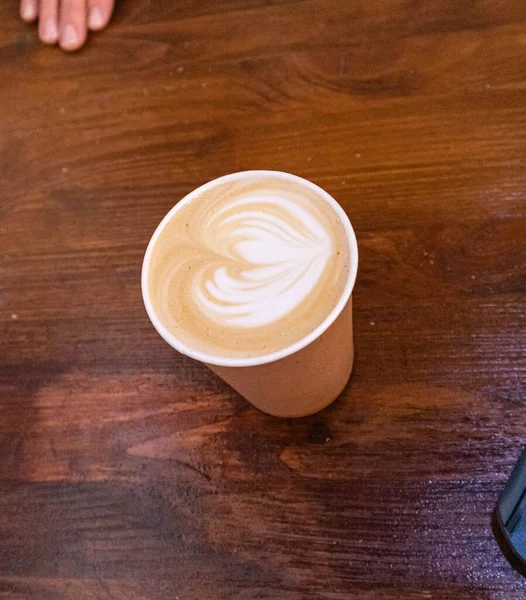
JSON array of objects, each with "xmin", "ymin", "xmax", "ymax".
[{"xmin": 1, "ymin": 1, "xmax": 526, "ymax": 598}]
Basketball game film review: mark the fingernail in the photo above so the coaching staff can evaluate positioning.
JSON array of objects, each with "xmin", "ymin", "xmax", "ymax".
[
  {"xmin": 89, "ymin": 7, "xmax": 104, "ymax": 29},
  {"xmin": 43, "ymin": 19, "xmax": 58, "ymax": 42},
  {"xmin": 62, "ymin": 24, "xmax": 78, "ymax": 47},
  {"xmin": 22, "ymin": 2, "xmax": 37, "ymax": 20}
]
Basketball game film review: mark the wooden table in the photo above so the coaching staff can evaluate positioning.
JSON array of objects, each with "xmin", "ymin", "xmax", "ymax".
[{"xmin": 1, "ymin": 1, "xmax": 525, "ymax": 598}]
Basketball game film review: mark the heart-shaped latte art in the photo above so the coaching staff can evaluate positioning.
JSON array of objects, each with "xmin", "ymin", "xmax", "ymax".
[{"xmin": 192, "ymin": 195, "xmax": 333, "ymax": 327}]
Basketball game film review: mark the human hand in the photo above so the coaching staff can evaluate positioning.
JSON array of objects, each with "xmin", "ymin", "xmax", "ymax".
[{"xmin": 20, "ymin": 0, "xmax": 114, "ymax": 51}]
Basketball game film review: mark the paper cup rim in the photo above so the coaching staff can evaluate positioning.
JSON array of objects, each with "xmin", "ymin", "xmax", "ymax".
[{"xmin": 142, "ymin": 170, "xmax": 358, "ymax": 367}]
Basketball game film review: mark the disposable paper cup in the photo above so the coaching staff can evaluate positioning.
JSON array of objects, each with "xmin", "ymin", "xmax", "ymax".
[{"xmin": 142, "ymin": 171, "xmax": 358, "ymax": 418}]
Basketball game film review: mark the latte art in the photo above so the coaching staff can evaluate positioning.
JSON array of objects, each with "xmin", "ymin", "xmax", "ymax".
[
  {"xmin": 195, "ymin": 195, "xmax": 332, "ymax": 328},
  {"xmin": 145, "ymin": 173, "xmax": 352, "ymax": 360}
]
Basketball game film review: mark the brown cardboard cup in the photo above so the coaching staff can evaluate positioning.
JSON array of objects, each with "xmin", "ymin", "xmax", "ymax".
[{"xmin": 142, "ymin": 171, "xmax": 358, "ymax": 418}]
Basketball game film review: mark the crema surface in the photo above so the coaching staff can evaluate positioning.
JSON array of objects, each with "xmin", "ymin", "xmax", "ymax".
[{"xmin": 146, "ymin": 175, "xmax": 351, "ymax": 359}]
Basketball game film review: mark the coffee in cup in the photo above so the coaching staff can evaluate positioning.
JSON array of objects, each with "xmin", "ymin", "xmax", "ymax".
[{"xmin": 142, "ymin": 171, "xmax": 358, "ymax": 417}]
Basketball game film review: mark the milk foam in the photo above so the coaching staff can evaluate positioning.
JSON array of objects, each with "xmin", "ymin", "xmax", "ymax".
[
  {"xmin": 146, "ymin": 174, "xmax": 351, "ymax": 360},
  {"xmin": 194, "ymin": 195, "xmax": 332, "ymax": 327}
]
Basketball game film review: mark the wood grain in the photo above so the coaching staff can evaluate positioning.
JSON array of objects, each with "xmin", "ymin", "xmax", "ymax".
[{"xmin": 1, "ymin": 0, "xmax": 526, "ymax": 598}]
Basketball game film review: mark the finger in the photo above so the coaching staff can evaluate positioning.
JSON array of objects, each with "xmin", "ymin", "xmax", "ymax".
[
  {"xmin": 59, "ymin": 0, "xmax": 88, "ymax": 51},
  {"xmin": 20, "ymin": 0, "xmax": 39, "ymax": 22},
  {"xmin": 87, "ymin": 0, "xmax": 114, "ymax": 31},
  {"xmin": 38, "ymin": 0, "xmax": 59, "ymax": 44}
]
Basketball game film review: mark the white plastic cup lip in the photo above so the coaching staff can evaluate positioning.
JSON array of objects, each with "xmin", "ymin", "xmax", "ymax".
[{"xmin": 141, "ymin": 170, "xmax": 359, "ymax": 368}]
